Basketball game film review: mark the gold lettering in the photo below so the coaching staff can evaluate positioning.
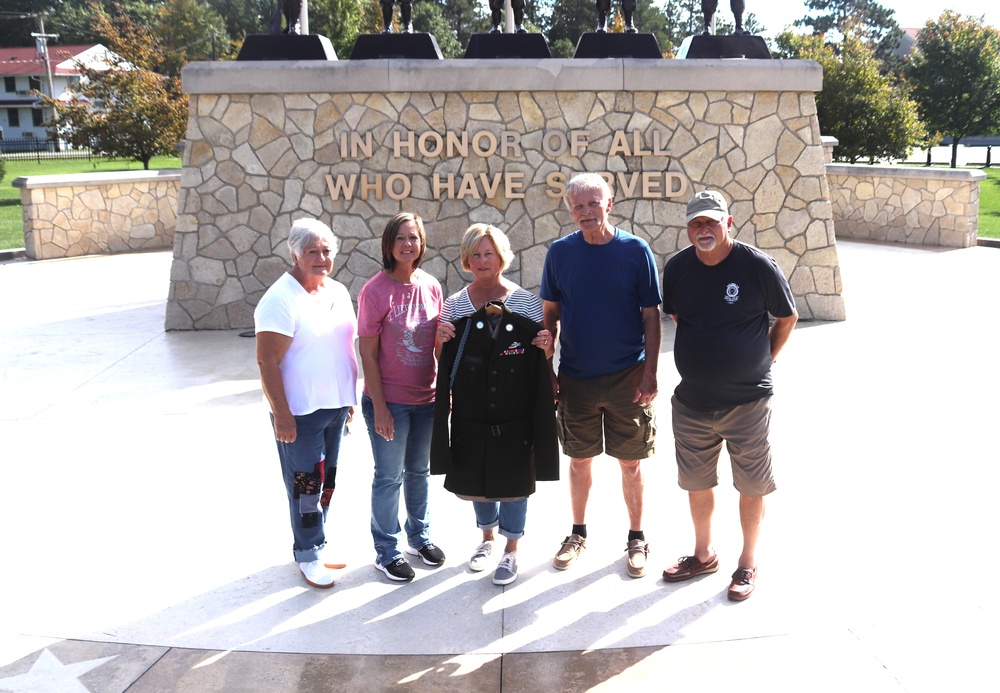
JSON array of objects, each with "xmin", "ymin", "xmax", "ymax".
[
  {"xmin": 541, "ymin": 131, "xmax": 568, "ymax": 157},
  {"xmin": 609, "ymin": 131, "xmax": 630, "ymax": 157},
  {"xmin": 360, "ymin": 174, "xmax": 383, "ymax": 201},
  {"xmin": 385, "ymin": 173, "xmax": 410, "ymax": 201},
  {"xmin": 545, "ymin": 172, "xmax": 566, "ymax": 199},
  {"xmin": 393, "ymin": 130, "xmax": 415, "ymax": 158},
  {"xmin": 570, "ymin": 131, "xmax": 589, "ymax": 157},
  {"xmin": 665, "ymin": 173, "xmax": 688, "ymax": 198},
  {"xmin": 631, "ymin": 131, "xmax": 650, "ymax": 156},
  {"xmin": 433, "ymin": 173, "xmax": 455, "ymax": 199},
  {"xmin": 505, "ymin": 172, "xmax": 525, "ymax": 199},
  {"xmin": 325, "ymin": 174, "xmax": 356, "ymax": 201},
  {"xmin": 479, "ymin": 172, "xmax": 503, "ymax": 198},
  {"xmin": 616, "ymin": 172, "xmax": 640, "ymax": 198},
  {"xmin": 446, "ymin": 131, "xmax": 469, "ymax": 157},
  {"xmin": 472, "ymin": 131, "xmax": 498, "ymax": 157},
  {"xmin": 641, "ymin": 172, "xmax": 662, "ymax": 197},
  {"xmin": 418, "ymin": 132, "xmax": 444, "ymax": 158},
  {"xmin": 351, "ymin": 132, "xmax": 373, "ymax": 159},
  {"xmin": 652, "ymin": 130, "xmax": 668, "ymax": 156},
  {"xmin": 457, "ymin": 173, "xmax": 482, "ymax": 199},
  {"xmin": 501, "ymin": 131, "xmax": 522, "ymax": 158}
]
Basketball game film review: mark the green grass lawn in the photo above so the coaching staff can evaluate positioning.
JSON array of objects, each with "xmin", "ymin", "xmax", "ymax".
[
  {"xmin": 978, "ymin": 167, "xmax": 1000, "ymax": 239},
  {"xmin": 0, "ymin": 156, "xmax": 181, "ymax": 251}
]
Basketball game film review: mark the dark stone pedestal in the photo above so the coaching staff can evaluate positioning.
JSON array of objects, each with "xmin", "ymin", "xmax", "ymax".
[
  {"xmin": 464, "ymin": 33, "xmax": 552, "ymax": 59},
  {"xmin": 350, "ymin": 33, "xmax": 443, "ymax": 60},
  {"xmin": 236, "ymin": 34, "xmax": 337, "ymax": 61},
  {"xmin": 573, "ymin": 33, "xmax": 662, "ymax": 59},
  {"xmin": 684, "ymin": 35, "xmax": 772, "ymax": 59}
]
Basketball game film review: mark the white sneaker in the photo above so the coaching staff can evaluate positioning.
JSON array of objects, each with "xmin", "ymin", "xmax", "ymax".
[
  {"xmin": 299, "ymin": 559, "xmax": 336, "ymax": 588},
  {"xmin": 469, "ymin": 541, "xmax": 495, "ymax": 572}
]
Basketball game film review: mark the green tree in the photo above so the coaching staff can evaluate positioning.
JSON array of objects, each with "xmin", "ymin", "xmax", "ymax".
[
  {"xmin": 906, "ymin": 12, "xmax": 1000, "ymax": 168},
  {"xmin": 779, "ymin": 29, "xmax": 925, "ymax": 163},
  {"xmin": 204, "ymin": 0, "xmax": 271, "ymax": 40},
  {"xmin": 42, "ymin": 3, "xmax": 188, "ymax": 169},
  {"xmin": 548, "ymin": 0, "xmax": 597, "ymax": 49},
  {"xmin": 412, "ymin": 1, "xmax": 463, "ymax": 58},
  {"xmin": 154, "ymin": 0, "xmax": 230, "ymax": 77},
  {"xmin": 304, "ymin": 0, "xmax": 367, "ymax": 58},
  {"xmin": 796, "ymin": 0, "xmax": 902, "ymax": 67}
]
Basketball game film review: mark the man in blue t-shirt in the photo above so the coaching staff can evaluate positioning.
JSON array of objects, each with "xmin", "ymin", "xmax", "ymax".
[
  {"xmin": 540, "ymin": 173, "xmax": 662, "ymax": 579},
  {"xmin": 661, "ymin": 189, "xmax": 797, "ymax": 601}
]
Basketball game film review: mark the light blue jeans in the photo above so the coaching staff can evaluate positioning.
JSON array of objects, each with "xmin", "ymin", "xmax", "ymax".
[
  {"xmin": 362, "ymin": 395, "xmax": 434, "ymax": 567},
  {"xmin": 473, "ymin": 498, "xmax": 528, "ymax": 541},
  {"xmin": 271, "ymin": 406, "xmax": 351, "ymax": 563}
]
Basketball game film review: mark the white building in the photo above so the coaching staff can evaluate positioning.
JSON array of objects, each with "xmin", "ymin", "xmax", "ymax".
[{"xmin": 0, "ymin": 44, "xmax": 113, "ymax": 143}]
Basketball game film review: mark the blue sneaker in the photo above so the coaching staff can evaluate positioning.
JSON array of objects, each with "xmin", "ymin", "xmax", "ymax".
[{"xmin": 492, "ymin": 551, "xmax": 518, "ymax": 585}]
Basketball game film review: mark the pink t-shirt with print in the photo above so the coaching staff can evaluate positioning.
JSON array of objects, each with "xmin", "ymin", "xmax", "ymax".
[{"xmin": 357, "ymin": 269, "xmax": 442, "ymax": 405}]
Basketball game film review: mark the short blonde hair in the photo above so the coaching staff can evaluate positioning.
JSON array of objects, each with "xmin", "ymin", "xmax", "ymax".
[{"xmin": 460, "ymin": 223, "xmax": 513, "ymax": 273}]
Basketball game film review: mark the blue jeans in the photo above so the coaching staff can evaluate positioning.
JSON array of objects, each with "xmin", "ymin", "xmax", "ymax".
[
  {"xmin": 473, "ymin": 498, "xmax": 528, "ymax": 541},
  {"xmin": 362, "ymin": 395, "xmax": 435, "ymax": 566},
  {"xmin": 271, "ymin": 406, "xmax": 351, "ymax": 563}
]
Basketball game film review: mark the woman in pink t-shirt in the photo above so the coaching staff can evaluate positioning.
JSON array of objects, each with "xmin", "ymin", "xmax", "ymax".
[{"xmin": 358, "ymin": 212, "xmax": 446, "ymax": 582}]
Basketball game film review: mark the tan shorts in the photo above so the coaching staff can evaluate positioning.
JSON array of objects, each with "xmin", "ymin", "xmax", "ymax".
[
  {"xmin": 557, "ymin": 361, "xmax": 656, "ymax": 460},
  {"xmin": 671, "ymin": 394, "xmax": 777, "ymax": 497}
]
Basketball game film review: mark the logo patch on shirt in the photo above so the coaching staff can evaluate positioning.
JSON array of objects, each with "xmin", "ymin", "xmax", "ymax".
[{"xmin": 725, "ymin": 282, "xmax": 740, "ymax": 304}]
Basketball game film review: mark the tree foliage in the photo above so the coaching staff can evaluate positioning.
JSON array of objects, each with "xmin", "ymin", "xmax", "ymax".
[
  {"xmin": 42, "ymin": 3, "xmax": 188, "ymax": 169},
  {"xmin": 795, "ymin": 0, "xmax": 902, "ymax": 68},
  {"xmin": 154, "ymin": 0, "xmax": 231, "ymax": 77},
  {"xmin": 905, "ymin": 12, "xmax": 1000, "ymax": 168},
  {"xmin": 779, "ymin": 29, "xmax": 925, "ymax": 163}
]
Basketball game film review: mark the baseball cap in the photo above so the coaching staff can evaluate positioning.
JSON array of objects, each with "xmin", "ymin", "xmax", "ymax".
[{"xmin": 685, "ymin": 190, "xmax": 730, "ymax": 224}]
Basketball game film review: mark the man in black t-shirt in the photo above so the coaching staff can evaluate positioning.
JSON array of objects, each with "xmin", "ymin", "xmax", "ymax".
[{"xmin": 660, "ymin": 190, "xmax": 797, "ymax": 601}]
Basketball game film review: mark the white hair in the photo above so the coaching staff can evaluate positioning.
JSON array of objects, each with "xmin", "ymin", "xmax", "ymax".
[{"xmin": 287, "ymin": 218, "xmax": 338, "ymax": 259}]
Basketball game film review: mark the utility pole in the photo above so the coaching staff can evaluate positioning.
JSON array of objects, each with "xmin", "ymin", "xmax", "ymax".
[{"xmin": 31, "ymin": 14, "xmax": 59, "ymax": 152}]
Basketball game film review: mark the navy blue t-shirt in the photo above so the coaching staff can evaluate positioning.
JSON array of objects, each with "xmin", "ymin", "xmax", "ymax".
[
  {"xmin": 541, "ymin": 228, "xmax": 661, "ymax": 379},
  {"xmin": 662, "ymin": 241, "xmax": 795, "ymax": 411}
]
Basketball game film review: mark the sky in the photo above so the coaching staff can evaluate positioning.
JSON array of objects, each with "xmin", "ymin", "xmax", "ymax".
[{"xmin": 746, "ymin": 1, "xmax": 998, "ymax": 39}]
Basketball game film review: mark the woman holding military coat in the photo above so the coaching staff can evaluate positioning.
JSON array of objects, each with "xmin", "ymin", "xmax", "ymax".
[{"xmin": 432, "ymin": 224, "xmax": 559, "ymax": 586}]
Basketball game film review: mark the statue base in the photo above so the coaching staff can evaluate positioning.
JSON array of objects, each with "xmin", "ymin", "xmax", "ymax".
[
  {"xmin": 684, "ymin": 35, "xmax": 771, "ymax": 60},
  {"xmin": 350, "ymin": 33, "xmax": 443, "ymax": 60},
  {"xmin": 573, "ymin": 33, "xmax": 662, "ymax": 59},
  {"xmin": 464, "ymin": 33, "xmax": 552, "ymax": 59},
  {"xmin": 236, "ymin": 34, "xmax": 337, "ymax": 61}
]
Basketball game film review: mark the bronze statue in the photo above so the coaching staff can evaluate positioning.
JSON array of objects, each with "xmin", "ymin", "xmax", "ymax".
[
  {"xmin": 596, "ymin": 0, "xmax": 636, "ymax": 33},
  {"xmin": 489, "ymin": 0, "xmax": 527, "ymax": 34},
  {"xmin": 381, "ymin": 0, "xmax": 413, "ymax": 34},
  {"xmin": 269, "ymin": 0, "xmax": 303, "ymax": 35},
  {"xmin": 702, "ymin": 0, "xmax": 750, "ymax": 36}
]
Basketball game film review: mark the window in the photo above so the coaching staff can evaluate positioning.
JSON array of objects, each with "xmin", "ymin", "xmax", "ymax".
[
  {"xmin": 28, "ymin": 76, "xmax": 41, "ymax": 92},
  {"xmin": 7, "ymin": 108, "xmax": 19, "ymax": 127},
  {"xmin": 32, "ymin": 108, "xmax": 43, "ymax": 127},
  {"xmin": 4, "ymin": 77, "xmax": 15, "ymax": 92}
]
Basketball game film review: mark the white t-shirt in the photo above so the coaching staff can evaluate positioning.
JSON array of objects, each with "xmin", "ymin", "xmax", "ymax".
[{"xmin": 254, "ymin": 272, "xmax": 359, "ymax": 416}]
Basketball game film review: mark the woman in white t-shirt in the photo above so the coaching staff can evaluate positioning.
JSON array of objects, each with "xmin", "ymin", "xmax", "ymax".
[{"xmin": 254, "ymin": 218, "xmax": 358, "ymax": 589}]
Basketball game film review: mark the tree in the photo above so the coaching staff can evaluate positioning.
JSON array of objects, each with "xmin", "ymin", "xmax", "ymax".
[
  {"xmin": 42, "ymin": 3, "xmax": 188, "ymax": 169},
  {"xmin": 154, "ymin": 0, "xmax": 231, "ymax": 78},
  {"xmin": 204, "ymin": 0, "xmax": 272, "ymax": 41},
  {"xmin": 778, "ymin": 30, "xmax": 925, "ymax": 163},
  {"xmin": 906, "ymin": 12, "xmax": 1000, "ymax": 168},
  {"xmin": 548, "ymin": 0, "xmax": 597, "ymax": 50},
  {"xmin": 309, "ymin": 0, "xmax": 368, "ymax": 58},
  {"xmin": 795, "ymin": 0, "xmax": 902, "ymax": 68},
  {"xmin": 412, "ymin": 1, "xmax": 463, "ymax": 58}
]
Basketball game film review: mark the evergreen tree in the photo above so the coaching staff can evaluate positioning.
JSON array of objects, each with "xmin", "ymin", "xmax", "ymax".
[{"xmin": 796, "ymin": 0, "xmax": 902, "ymax": 68}]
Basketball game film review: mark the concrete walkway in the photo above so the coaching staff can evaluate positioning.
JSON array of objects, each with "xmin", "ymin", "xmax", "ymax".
[{"xmin": 0, "ymin": 239, "xmax": 997, "ymax": 692}]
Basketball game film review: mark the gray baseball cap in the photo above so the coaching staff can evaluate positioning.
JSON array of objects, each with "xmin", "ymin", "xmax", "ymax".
[{"xmin": 686, "ymin": 190, "xmax": 730, "ymax": 224}]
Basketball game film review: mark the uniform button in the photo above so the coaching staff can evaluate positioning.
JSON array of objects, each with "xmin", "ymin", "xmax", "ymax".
[
  {"xmin": 491, "ymin": 370, "xmax": 497, "ymax": 376},
  {"xmin": 489, "ymin": 403, "xmax": 495, "ymax": 408},
  {"xmin": 490, "ymin": 387, "xmax": 496, "ymax": 392}
]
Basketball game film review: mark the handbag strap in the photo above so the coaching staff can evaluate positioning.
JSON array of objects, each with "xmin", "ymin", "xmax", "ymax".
[{"xmin": 449, "ymin": 318, "xmax": 473, "ymax": 389}]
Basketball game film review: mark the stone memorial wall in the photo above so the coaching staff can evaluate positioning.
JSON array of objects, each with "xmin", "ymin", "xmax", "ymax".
[{"xmin": 168, "ymin": 59, "xmax": 846, "ymax": 330}]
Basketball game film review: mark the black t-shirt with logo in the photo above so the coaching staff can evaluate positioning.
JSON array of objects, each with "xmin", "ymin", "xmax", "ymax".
[{"xmin": 662, "ymin": 241, "xmax": 796, "ymax": 412}]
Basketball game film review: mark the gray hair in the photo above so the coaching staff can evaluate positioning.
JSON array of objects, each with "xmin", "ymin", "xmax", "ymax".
[
  {"xmin": 287, "ymin": 218, "xmax": 338, "ymax": 259},
  {"xmin": 563, "ymin": 172, "xmax": 613, "ymax": 209}
]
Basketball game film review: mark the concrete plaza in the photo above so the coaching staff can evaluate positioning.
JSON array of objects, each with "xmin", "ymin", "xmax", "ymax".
[{"xmin": 0, "ymin": 239, "xmax": 997, "ymax": 691}]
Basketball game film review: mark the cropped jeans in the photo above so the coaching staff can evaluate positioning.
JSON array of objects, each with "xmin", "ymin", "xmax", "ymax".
[
  {"xmin": 271, "ymin": 406, "xmax": 351, "ymax": 564},
  {"xmin": 362, "ymin": 395, "xmax": 435, "ymax": 567},
  {"xmin": 473, "ymin": 498, "xmax": 528, "ymax": 541}
]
